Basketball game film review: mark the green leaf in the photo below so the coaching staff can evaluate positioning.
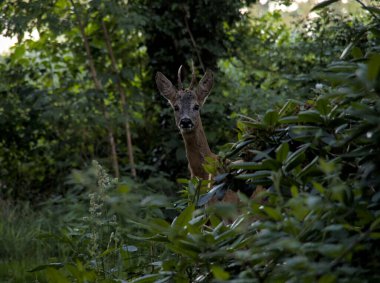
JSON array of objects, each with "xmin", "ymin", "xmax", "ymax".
[
  {"xmin": 288, "ymin": 199, "xmax": 309, "ymax": 221},
  {"xmin": 211, "ymin": 265, "xmax": 230, "ymax": 280},
  {"xmin": 351, "ymin": 47, "xmax": 363, "ymax": 59},
  {"xmin": 11, "ymin": 45, "xmax": 26, "ymax": 62},
  {"xmin": 279, "ymin": 100, "xmax": 300, "ymax": 116},
  {"xmin": 55, "ymin": 0, "xmax": 69, "ymax": 9},
  {"xmin": 229, "ymin": 159, "xmax": 274, "ymax": 171},
  {"xmin": 326, "ymin": 61, "xmax": 357, "ymax": 72},
  {"xmin": 318, "ymin": 243, "xmax": 344, "ymax": 257},
  {"xmin": 367, "ymin": 53, "xmax": 380, "ymax": 81},
  {"xmin": 370, "ymin": 217, "xmax": 380, "ymax": 231},
  {"xmin": 298, "ymin": 110, "xmax": 324, "ymax": 124},
  {"xmin": 323, "ymin": 224, "xmax": 344, "ymax": 232},
  {"xmin": 369, "ymin": 232, "xmax": 380, "ymax": 239},
  {"xmin": 288, "ymin": 126, "xmax": 321, "ymax": 141},
  {"xmin": 319, "ymin": 273, "xmax": 337, "ymax": 283},
  {"xmin": 279, "ymin": 115, "xmax": 299, "ymax": 124},
  {"xmin": 117, "ymin": 183, "xmax": 130, "ymax": 193},
  {"xmin": 226, "ymin": 139, "xmax": 255, "ymax": 158},
  {"xmin": 310, "ymin": 0, "xmax": 339, "ymax": 11},
  {"xmin": 172, "ymin": 204, "xmax": 195, "ymax": 228},
  {"xmin": 276, "ymin": 142, "xmax": 289, "ymax": 162},
  {"xmin": 316, "ymin": 98, "xmax": 331, "ymax": 117},
  {"xmin": 44, "ymin": 268, "xmax": 71, "ymax": 283},
  {"xmin": 283, "ymin": 144, "xmax": 309, "ymax": 172},
  {"xmin": 99, "ymin": 247, "xmax": 117, "ymax": 258},
  {"xmin": 290, "ymin": 185, "xmax": 299, "ymax": 197},
  {"xmin": 235, "ymin": 170, "xmax": 272, "ymax": 180},
  {"xmin": 29, "ymin": 263, "xmax": 64, "ymax": 272},
  {"xmin": 284, "ymin": 256, "xmax": 308, "ymax": 268},
  {"xmin": 166, "ymin": 242, "xmax": 199, "ymax": 259},
  {"xmin": 263, "ymin": 109, "xmax": 279, "ymax": 127},
  {"xmin": 263, "ymin": 206, "xmax": 282, "ymax": 221},
  {"xmin": 127, "ymin": 234, "xmax": 169, "ymax": 242},
  {"xmin": 296, "ymin": 156, "xmax": 319, "ymax": 178}
]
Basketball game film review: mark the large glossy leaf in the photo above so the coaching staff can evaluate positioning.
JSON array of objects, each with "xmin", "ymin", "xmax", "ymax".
[
  {"xmin": 198, "ymin": 183, "xmax": 226, "ymax": 206},
  {"xmin": 235, "ymin": 170, "xmax": 272, "ymax": 180},
  {"xmin": 288, "ymin": 126, "xmax": 322, "ymax": 141},
  {"xmin": 297, "ymin": 110, "xmax": 324, "ymax": 124},
  {"xmin": 172, "ymin": 204, "xmax": 195, "ymax": 228},
  {"xmin": 296, "ymin": 156, "xmax": 320, "ymax": 179},
  {"xmin": 283, "ymin": 144, "xmax": 310, "ymax": 172},
  {"xmin": 276, "ymin": 142, "xmax": 289, "ymax": 162},
  {"xmin": 263, "ymin": 109, "xmax": 279, "ymax": 127}
]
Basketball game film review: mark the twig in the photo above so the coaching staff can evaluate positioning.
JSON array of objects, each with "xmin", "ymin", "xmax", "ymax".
[{"xmin": 184, "ymin": 6, "xmax": 205, "ymax": 73}]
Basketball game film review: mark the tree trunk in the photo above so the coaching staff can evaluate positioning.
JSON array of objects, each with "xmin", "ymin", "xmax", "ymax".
[{"xmin": 101, "ymin": 20, "xmax": 137, "ymax": 177}]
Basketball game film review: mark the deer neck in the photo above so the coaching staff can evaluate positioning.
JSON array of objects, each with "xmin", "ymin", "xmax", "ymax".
[{"xmin": 181, "ymin": 120, "xmax": 216, "ymax": 179}]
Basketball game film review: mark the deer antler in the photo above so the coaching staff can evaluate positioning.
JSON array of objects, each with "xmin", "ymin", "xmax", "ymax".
[
  {"xmin": 178, "ymin": 65, "xmax": 184, "ymax": 90},
  {"xmin": 189, "ymin": 61, "xmax": 197, "ymax": 90}
]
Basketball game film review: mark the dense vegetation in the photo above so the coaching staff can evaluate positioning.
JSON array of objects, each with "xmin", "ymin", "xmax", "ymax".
[{"xmin": 1, "ymin": 0, "xmax": 379, "ymax": 282}]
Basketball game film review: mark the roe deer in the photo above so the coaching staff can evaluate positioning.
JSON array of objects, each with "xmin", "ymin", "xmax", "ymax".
[{"xmin": 156, "ymin": 65, "xmax": 241, "ymax": 205}]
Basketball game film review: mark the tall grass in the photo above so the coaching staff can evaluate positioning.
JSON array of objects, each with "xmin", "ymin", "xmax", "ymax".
[{"xmin": 0, "ymin": 194, "xmax": 87, "ymax": 282}]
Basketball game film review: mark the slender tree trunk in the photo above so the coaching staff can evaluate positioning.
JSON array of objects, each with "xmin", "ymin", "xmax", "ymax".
[
  {"xmin": 70, "ymin": 0, "xmax": 120, "ymax": 178},
  {"xmin": 183, "ymin": 7, "xmax": 205, "ymax": 73},
  {"xmin": 101, "ymin": 20, "xmax": 137, "ymax": 177}
]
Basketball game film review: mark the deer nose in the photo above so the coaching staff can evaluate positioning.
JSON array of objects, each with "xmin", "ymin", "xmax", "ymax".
[{"xmin": 179, "ymin": 118, "xmax": 193, "ymax": 129}]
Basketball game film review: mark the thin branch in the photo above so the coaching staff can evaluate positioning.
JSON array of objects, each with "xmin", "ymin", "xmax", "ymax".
[
  {"xmin": 101, "ymin": 20, "xmax": 137, "ymax": 177},
  {"xmin": 184, "ymin": 7, "xmax": 205, "ymax": 73},
  {"xmin": 69, "ymin": 0, "xmax": 120, "ymax": 178},
  {"xmin": 355, "ymin": 0, "xmax": 379, "ymax": 20}
]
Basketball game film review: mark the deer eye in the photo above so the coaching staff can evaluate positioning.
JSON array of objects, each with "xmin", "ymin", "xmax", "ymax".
[
  {"xmin": 174, "ymin": 105, "xmax": 179, "ymax": 111},
  {"xmin": 193, "ymin": 105, "xmax": 200, "ymax": 111}
]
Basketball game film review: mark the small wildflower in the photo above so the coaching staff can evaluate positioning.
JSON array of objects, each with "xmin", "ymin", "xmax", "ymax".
[{"xmin": 315, "ymin": 83, "xmax": 323, "ymax": 89}]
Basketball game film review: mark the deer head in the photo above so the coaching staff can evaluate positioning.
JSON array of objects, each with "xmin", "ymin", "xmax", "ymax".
[{"xmin": 156, "ymin": 65, "xmax": 214, "ymax": 134}]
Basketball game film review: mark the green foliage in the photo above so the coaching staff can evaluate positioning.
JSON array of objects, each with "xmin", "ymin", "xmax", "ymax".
[
  {"xmin": 124, "ymin": 2, "xmax": 380, "ymax": 282},
  {"xmin": 140, "ymin": 0, "xmax": 256, "ymax": 75}
]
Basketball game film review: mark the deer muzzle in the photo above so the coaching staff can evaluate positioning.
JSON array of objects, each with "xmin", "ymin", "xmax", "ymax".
[{"xmin": 179, "ymin": 118, "xmax": 194, "ymax": 131}]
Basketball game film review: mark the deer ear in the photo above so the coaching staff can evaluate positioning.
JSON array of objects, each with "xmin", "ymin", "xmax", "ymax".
[
  {"xmin": 197, "ymin": 69, "xmax": 214, "ymax": 105},
  {"xmin": 156, "ymin": 72, "xmax": 177, "ymax": 102}
]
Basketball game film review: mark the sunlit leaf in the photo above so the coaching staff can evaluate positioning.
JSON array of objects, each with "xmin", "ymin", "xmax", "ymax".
[
  {"xmin": 211, "ymin": 265, "xmax": 230, "ymax": 280},
  {"xmin": 263, "ymin": 206, "xmax": 282, "ymax": 221}
]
